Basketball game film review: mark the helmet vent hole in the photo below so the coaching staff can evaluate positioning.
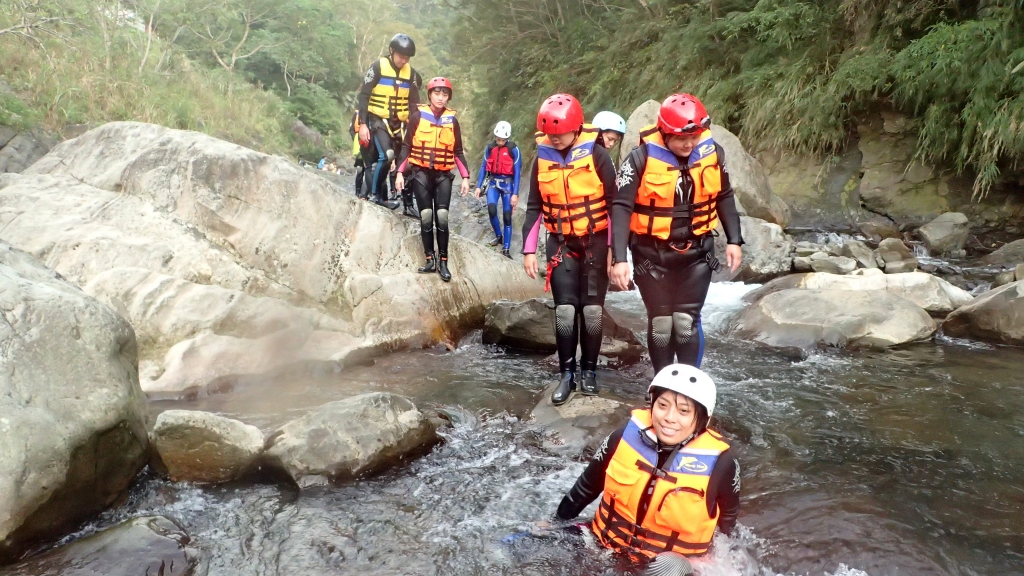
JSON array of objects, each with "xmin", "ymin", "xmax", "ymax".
[
  {"xmin": 671, "ymin": 370, "xmax": 678, "ymax": 376},
  {"xmin": 689, "ymin": 376, "xmax": 697, "ymax": 383}
]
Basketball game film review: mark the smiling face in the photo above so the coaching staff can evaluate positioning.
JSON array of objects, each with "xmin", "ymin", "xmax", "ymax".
[
  {"xmin": 665, "ymin": 133, "xmax": 702, "ymax": 158},
  {"xmin": 651, "ymin": 391, "xmax": 699, "ymax": 445}
]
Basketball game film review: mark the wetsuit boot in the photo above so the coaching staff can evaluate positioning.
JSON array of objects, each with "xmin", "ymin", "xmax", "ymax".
[
  {"xmin": 579, "ymin": 370, "xmax": 598, "ymax": 396},
  {"xmin": 403, "ymin": 202, "xmax": 419, "ymax": 218},
  {"xmin": 489, "ymin": 235, "xmax": 503, "ymax": 247},
  {"xmin": 501, "ymin": 248, "xmax": 512, "ymax": 259},
  {"xmin": 437, "ymin": 255, "xmax": 452, "ymax": 282},
  {"xmin": 418, "ymin": 252, "xmax": 436, "ymax": 274},
  {"xmin": 551, "ymin": 370, "xmax": 576, "ymax": 406}
]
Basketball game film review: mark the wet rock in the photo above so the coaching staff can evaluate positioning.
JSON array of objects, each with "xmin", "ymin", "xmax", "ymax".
[
  {"xmin": 841, "ymin": 240, "xmax": 877, "ymax": 269},
  {"xmin": 745, "ymin": 270, "xmax": 973, "ymax": 315},
  {"xmin": 0, "ymin": 516, "xmax": 204, "ymax": 576},
  {"xmin": 792, "ymin": 256, "xmax": 813, "ymax": 272},
  {"xmin": 0, "ymin": 244, "xmax": 148, "ymax": 562},
  {"xmin": 875, "ymin": 238, "xmax": 918, "ymax": 274},
  {"xmin": 264, "ymin": 393, "xmax": 438, "ymax": 488},
  {"xmin": 982, "ymin": 239, "xmax": 1024, "ymax": 267},
  {"xmin": 151, "ymin": 410, "xmax": 264, "ymax": 483},
  {"xmin": 942, "ymin": 281, "xmax": 1024, "ymax": 345},
  {"xmin": 916, "ymin": 212, "xmax": 970, "ymax": 255},
  {"xmin": 810, "ymin": 256, "xmax": 857, "ymax": 275},
  {"xmin": 529, "ymin": 387, "xmax": 632, "ymax": 456},
  {"xmin": 713, "ymin": 216, "xmax": 794, "ymax": 283},
  {"xmin": 730, "ymin": 289, "xmax": 936, "ymax": 349},
  {"xmin": 0, "ymin": 129, "xmax": 55, "ymax": 173},
  {"xmin": 858, "ymin": 217, "xmax": 902, "ymax": 243},
  {"xmin": 992, "ymin": 270, "xmax": 1017, "ymax": 289}
]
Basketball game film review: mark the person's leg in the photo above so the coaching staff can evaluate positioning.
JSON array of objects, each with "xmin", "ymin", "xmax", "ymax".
[
  {"xmin": 370, "ymin": 123, "xmax": 393, "ymax": 204},
  {"xmin": 360, "ymin": 140, "xmax": 379, "ymax": 200},
  {"xmin": 434, "ymin": 174, "xmax": 453, "ymax": 282},
  {"xmin": 354, "ymin": 157, "xmax": 364, "ymax": 197},
  {"xmin": 632, "ymin": 242, "xmax": 675, "ymax": 374},
  {"xmin": 578, "ymin": 239, "xmax": 609, "ymax": 395},
  {"xmin": 411, "ymin": 169, "xmax": 436, "ymax": 271},
  {"xmin": 501, "ymin": 188, "xmax": 514, "ymax": 254},
  {"xmin": 668, "ymin": 238, "xmax": 714, "ymax": 368},
  {"xmin": 547, "ymin": 236, "xmax": 582, "ymax": 405},
  {"xmin": 486, "ymin": 182, "xmax": 503, "ymax": 243}
]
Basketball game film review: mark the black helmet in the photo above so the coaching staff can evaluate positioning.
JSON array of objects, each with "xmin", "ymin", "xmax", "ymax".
[{"xmin": 389, "ymin": 34, "xmax": 416, "ymax": 57}]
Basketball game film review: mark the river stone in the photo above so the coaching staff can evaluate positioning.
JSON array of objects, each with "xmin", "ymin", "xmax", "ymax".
[
  {"xmin": 264, "ymin": 393, "xmax": 438, "ymax": 487},
  {"xmin": 809, "ymin": 251, "xmax": 829, "ymax": 261},
  {"xmin": 0, "ymin": 243, "xmax": 148, "ymax": 562},
  {"xmin": 794, "ymin": 241, "xmax": 822, "ymax": 257},
  {"xmin": 1017, "ymin": 263, "xmax": 1024, "ymax": 281},
  {"xmin": 810, "ymin": 256, "xmax": 857, "ymax": 275},
  {"xmin": 858, "ymin": 217, "xmax": 902, "ymax": 243},
  {"xmin": 993, "ymin": 270, "xmax": 1017, "ymax": 288},
  {"xmin": 730, "ymin": 289, "xmax": 936, "ymax": 349},
  {"xmin": 713, "ymin": 216, "xmax": 794, "ymax": 283},
  {"xmin": 875, "ymin": 238, "xmax": 917, "ymax": 274},
  {"xmin": 151, "ymin": 410, "xmax": 264, "ymax": 483},
  {"xmin": 916, "ymin": 212, "xmax": 970, "ymax": 255},
  {"xmin": 0, "ymin": 129, "xmax": 55, "ymax": 174},
  {"xmin": 529, "ymin": 386, "xmax": 631, "ymax": 456},
  {"xmin": 841, "ymin": 240, "xmax": 877, "ymax": 269},
  {"xmin": 884, "ymin": 259, "xmax": 919, "ymax": 274},
  {"xmin": 1, "ymin": 516, "xmax": 203, "ymax": 576},
  {"xmin": 744, "ymin": 270, "xmax": 973, "ymax": 315},
  {"xmin": 793, "ymin": 256, "xmax": 813, "ymax": 272},
  {"xmin": 942, "ymin": 281, "xmax": 1024, "ymax": 345},
  {"xmin": 982, "ymin": 239, "xmax": 1024, "ymax": 266}
]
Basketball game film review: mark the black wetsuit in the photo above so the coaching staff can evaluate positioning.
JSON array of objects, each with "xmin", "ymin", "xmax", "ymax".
[
  {"xmin": 611, "ymin": 143, "xmax": 743, "ymax": 372},
  {"xmin": 357, "ymin": 59, "xmax": 423, "ymax": 205},
  {"xmin": 556, "ymin": 423, "xmax": 740, "ymax": 537},
  {"xmin": 349, "ymin": 112, "xmax": 366, "ymax": 197},
  {"xmin": 521, "ymin": 144, "xmax": 618, "ymax": 374}
]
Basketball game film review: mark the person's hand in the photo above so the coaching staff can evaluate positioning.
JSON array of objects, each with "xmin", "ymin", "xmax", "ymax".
[
  {"xmin": 511, "ymin": 195, "xmax": 519, "ymax": 210},
  {"xmin": 726, "ymin": 244, "xmax": 743, "ymax": 273},
  {"xmin": 523, "ymin": 253, "xmax": 538, "ymax": 279},
  {"xmin": 606, "ymin": 250, "xmax": 614, "ymax": 278},
  {"xmin": 610, "ymin": 261, "xmax": 631, "ymax": 291},
  {"xmin": 358, "ymin": 124, "xmax": 370, "ymax": 147},
  {"xmin": 394, "ymin": 172, "xmax": 405, "ymax": 192},
  {"xmin": 460, "ymin": 178, "xmax": 470, "ymax": 197},
  {"xmin": 474, "ymin": 187, "xmax": 482, "ymax": 199}
]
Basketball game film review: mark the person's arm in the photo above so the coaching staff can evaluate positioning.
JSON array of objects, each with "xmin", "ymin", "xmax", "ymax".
[
  {"xmin": 556, "ymin": 425, "xmax": 625, "ymax": 520},
  {"xmin": 521, "ymin": 159, "xmax": 542, "ymax": 254},
  {"xmin": 451, "ymin": 117, "xmax": 470, "ymax": 179},
  {"xmin": 706, "ymin": 449, "xmax": 741, "ymax": 536},
  {"xmin": 408, "ymin": 70, "xmax": 422, "ymax": 110},
  {"xmin": 611, "ymin": 146, "xmax": 647, "ymax": 262},
  {"xmin": 511, "ymin": 145, "xmax": 523, "ymax": 196},
  {"xmin": 396, "ymin": 108, "xmax": 420, "ymax": 174},
  {"xmin": 477, "ymin": 143, "xmax": 491, "ymax": 187},
  {"xmin": 356, "ymin": 61, "xmax": 381, "ymax": 125},
  {"xmin": 592, "ymin": 145, "xmax": 617, "ymax": 244},
  {"xmin": 715, "ymin": 144, "xmax": 743, "ymax": 245}
]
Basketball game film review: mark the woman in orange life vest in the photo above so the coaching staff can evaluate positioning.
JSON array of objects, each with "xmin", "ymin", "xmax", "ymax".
[
  {"xmin": 609, "ymin": 94, "xmax": 743, "ymax": 374},
  {"xmin": 554, "ymin": 364, "xmax": 740, "ymax": 569},
  {"xmin": 395, "ymin": 77, "xmax": 471, "ymax": 282},
  {"xmin": 521, "ymin": 94, "xmax": 618, "ymax": 406}
]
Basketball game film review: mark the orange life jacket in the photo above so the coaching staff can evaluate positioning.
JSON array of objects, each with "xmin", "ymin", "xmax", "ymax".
[
  {"xmin": 592, "ymin": 409, "xmax": 731, "ymax": 558},
  {"xmin": 408, "ymin": 105, "xmax": 457, "ymax": 171},
  {"xmin": 630, "ymin": 126, "xmax": 721, "ymax": 239},
  {"xmin": 536, "ymin": 126, "xmax": 608, "ymax": 237}
]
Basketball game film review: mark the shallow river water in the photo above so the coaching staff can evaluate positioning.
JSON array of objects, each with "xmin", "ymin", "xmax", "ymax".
[{"xmin": 47, "ymin": 284, "xmax": 1024, "ymax": 575}]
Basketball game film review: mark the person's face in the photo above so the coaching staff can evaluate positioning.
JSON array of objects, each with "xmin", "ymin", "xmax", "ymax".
[
  {"xmin": 390, "ymin": 51, "xmax": 410, "ymax": 69},
  {"xmin": 665, "ymin": 133, "xmax": 702, "ymax": 158},
  {"xmin": 651, "ymin": 391, "xmax": 698, "ymax": 445},
  {"xmin": 601, "ymin": 130, "xmax": 621, "ymax": 149},
  {"xmin": 548, "ymin": 131, "xmax": 577, "ymax": 151},
  {"xmin": 495, "ymin": 137, "xmax": 508, "ymax": 146},
  {"xmin": 429, "ymin": 88, "xmax": 450, "ymax": 108}
]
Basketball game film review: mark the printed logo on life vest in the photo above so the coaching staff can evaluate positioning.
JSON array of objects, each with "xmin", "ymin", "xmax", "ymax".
[
  {"xmin": 570, "ymin": 147, "xmax": 589, "ymax": 161},
  {"xmin": 678, "ymin": 456, "xmax": 709, "ymax": 473},
  {"xmin": 697, "ymin": 143, "xmax": 715, "ymax": 157}
]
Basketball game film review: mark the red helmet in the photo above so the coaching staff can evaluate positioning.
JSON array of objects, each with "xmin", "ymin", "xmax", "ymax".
[
  {"xmin": 537, "ymin": 94, "xmax": 584, "ymax": 135},
  {"xmin": 427, "ymin": 77, "xmax": 453, "ymax": 98},
  {"xmin": 657, "ymin": 94, "xmax": 711, "ymax": 135}
]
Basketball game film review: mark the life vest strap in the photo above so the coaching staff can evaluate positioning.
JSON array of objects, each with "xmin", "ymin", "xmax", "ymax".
[
  {"xmin": 635, "ymin": 460, "xmax": 677, "ymax": 484},
  {"xmin": 596, "ymin": 500, "xmax": 710, "ymax": 556}
]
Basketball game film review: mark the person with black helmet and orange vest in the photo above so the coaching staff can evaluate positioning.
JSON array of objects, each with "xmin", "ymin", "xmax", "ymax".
[
  {"xmin": 357, "ymin": 33, "xmax": 422, "ymax": 214},
  {"xmin": 395, "ymin": 77, "xmax": 470, "ymax": 282},
  {"xmin": 521, "ymin": 94, "xmax": 618, "ymax": 406},
  {"xmin": 609, "ymin": 94, "xmax": 743, "ymax": 374},
  {"xmin": 554, "ymin": 364, "xmax": 740, "ymax": 569}
]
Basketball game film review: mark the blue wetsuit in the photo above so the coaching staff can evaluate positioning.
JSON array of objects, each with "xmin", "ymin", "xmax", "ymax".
[{"xmin": 477, "ymin": 141, "xmax": 522, "ymax": 250}]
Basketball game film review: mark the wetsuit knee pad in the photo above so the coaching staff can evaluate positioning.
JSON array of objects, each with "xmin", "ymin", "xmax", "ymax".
[
  {"xmin": 643, "ymin": 552, "xmax": 693, "ymax": 576},
  {"xmin": 488, "ymin": 204, "xmax": 498, "ymax": 219},
  {"xmin": 582, "ymin": 305, "xmax": 603, "ymax": 336},
  {"xmin": 436, "ymin": 208, "xmax": 449, "ymax": 229},
  {"xmin": 385, "ymin": 148, "xmax": 394, "ymax": 162},
  {"xmin": 555, "ymin": 304, "xmax": 576, "ymax": 337},
  {"xmin": 672, "ymin": 312, "xmax": 694, "ymax": 344},
  {"xmin": 650, "ymin": 316, "xmax": 673, "ymax": 348},
  {"xmin": 419, "ymin": 208, "xmax": 433, "ymax": 227},
  {"xmin": 503, "ymin": 209, "xmax": 513, "ymax": 226}
]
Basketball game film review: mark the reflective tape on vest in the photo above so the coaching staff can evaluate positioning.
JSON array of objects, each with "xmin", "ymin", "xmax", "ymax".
[{"xmin": 536, "ymin": 126, "xmax": 607, "ymax": 237}]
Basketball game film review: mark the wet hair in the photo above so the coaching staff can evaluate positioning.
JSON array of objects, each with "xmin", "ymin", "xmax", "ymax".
[{"xmin": 650, "ymin": 386, "xmax": 709, "ymax": 433}]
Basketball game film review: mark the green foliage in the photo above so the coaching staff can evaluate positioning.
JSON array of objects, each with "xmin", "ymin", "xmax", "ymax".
[{"xmin": 0, "ymin": 93, "xmax": 37, "ymax": 129}]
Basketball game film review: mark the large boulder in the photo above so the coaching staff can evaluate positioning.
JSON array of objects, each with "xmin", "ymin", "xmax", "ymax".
[
  {"xmin": 730, "ymin": 289, "xmax": 936, "ymax": 349},
  {"xmin": 942, "ymin": 281, "xmax": 1024, "ymax": 345},
  {"xmin": 1, "ymin": 516, "xmax": 203, "ymax": 576},
  {"xmin": 0, "ymin": 122, "xmax": 542, "ymax": 396},
  {"xmin": 744, "ymin": 269, "xmax": 973, "ymax": 315},
  {"xmin": 620, "ymin": 101, "xmax": 790, "ymax": 226},
  {"xmin": 713, "ymin": 216, "xmax": 794, "ymax": 283},
  {"xmin": 982, "ymin": 238, "xmax": 1024, "ymax": 267},
  {"xmin": 0, "ymin": 244, "xmax": 148, "ymax": 561},
  {"xmin": 264, "ymin": 393, "xmax": 438, "ymax": 488},
  {"xmin": 151, "ymin": 410, "xmax": 265, "ymax": 483},
  {"xmin": 915, "ymin": 212, "xmax": 970, "ymax": 255},
  {"xmin": 0, "ymin": 128, "xmax": 55, "ymax": 174}
]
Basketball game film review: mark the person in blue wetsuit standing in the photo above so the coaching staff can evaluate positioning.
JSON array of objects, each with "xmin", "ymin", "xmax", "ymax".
[{"xmin": 474, "ymin": 121, "xmax": 522, "ymax": 259}]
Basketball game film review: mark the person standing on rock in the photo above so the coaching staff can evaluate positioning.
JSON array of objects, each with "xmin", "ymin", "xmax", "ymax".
[
  {"xmin": 553, "ymin": 364, "xmax": 740, "ymax": 567},
  {"xmin": 357, "ymin": 33, "xmax": 422, "ymax": 213},
  {"xmin": 474, "ymin": 121, "xmax": 522, "ymax": 258},
  {"xmin": 395, "ymin": 77, "xmax": 471, "ymax": 283},
  {"xmin": 609, "ymin": 94, "xmax": 743, "ymax": 373},
  {"xmin": 592, "ymin": 111, "xmax": 627, "ymax": 151},
  {"xmin": 349, "ymin": 110, "xmax": 368, "ymax": 198},
  {"xmin": 521, "ymin": 94, "xmax": 617, "ymax": 406}
]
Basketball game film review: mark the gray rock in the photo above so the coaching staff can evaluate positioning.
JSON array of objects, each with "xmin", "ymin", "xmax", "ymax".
[
  {"xmin": 794, "ymin": 241, "xmax": 822, "ymax": 257},
  {"xmin": 730, "ymin": 289, "xmax": 936, "ymax": 349},
  {"xmin": 1, "ymin": 516, "xmax": 204, "ymax": 576},
  {"xmin": 264, "ymin": 393, "xmax": 438, "ymax": 487},
  {"xmin": 0, "ymin": 244, "xmax": 148, "ymax": 561},
  {"xmin": 713, "ymin": 216, "xmax": 794, "ymax": 283},
  {"xmin": 982, "ymin": 239, "xmax": 1024, "ymax": 266},
  {"xmin": 809, "ymin": 251, "xmax": 830, "ymax": 261},
  {"xmin": 876, "ymin": 238, "xmax": 914, "ymax": 263},
  {"xmin": 841, "ymin": 240, "xmax": 877, "ymax": 269},
  {"xmin": 0, "ymin": 129, "xmax": 55, "ymax": 173},
  {"xmin": 916, "ymin": 212, "xmax": 970, "ymax": 255},
  {"xmin": 810, "ymin": 256, "xmax": 858, "ymax": 275},
  {"xmin": 993, "ymin": 270, "xmax": 1016, "ymax": 288},
  {"xmin": 884, "ymin": 259, "xmax": 919, "ymax": 274},
  {"xmin": 792, "ymin": 256, "xmax": 813, "ymax": 272},
  {"xmin": 529, "ymin": 386, "xmax": 632, "ymax": 456},
  {"xmin": 943, "ymin": 281, "xmax": 1024, "ymax": 345},
  {"xmin": 1016, "ymin": 263, "xmax": 1024, "ymax": 281},
  {"xmin": 151, "ymin": 410, "xmax": 264, "ymax": 483},
  {"xmin": 858, "ymin": 217, "xmax": 902, "ymax": 242}
]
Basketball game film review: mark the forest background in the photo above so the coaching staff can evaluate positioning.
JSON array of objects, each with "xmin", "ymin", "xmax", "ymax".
[{"xmin": 2, "ymin": 0, "xmax": 1022, "ymax": 196}]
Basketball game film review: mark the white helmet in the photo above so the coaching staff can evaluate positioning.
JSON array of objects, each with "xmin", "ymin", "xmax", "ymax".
[
  {"xmin": 494, "ymin": 121, "xmax": 512, "ymax": 139},
  {"xmin": 647, "ymin": 364, "xmax": 717, "ymax": 417},
  {"xmin": 592, "ymin": 111, "xmax": 626, "ymax": 135}
]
